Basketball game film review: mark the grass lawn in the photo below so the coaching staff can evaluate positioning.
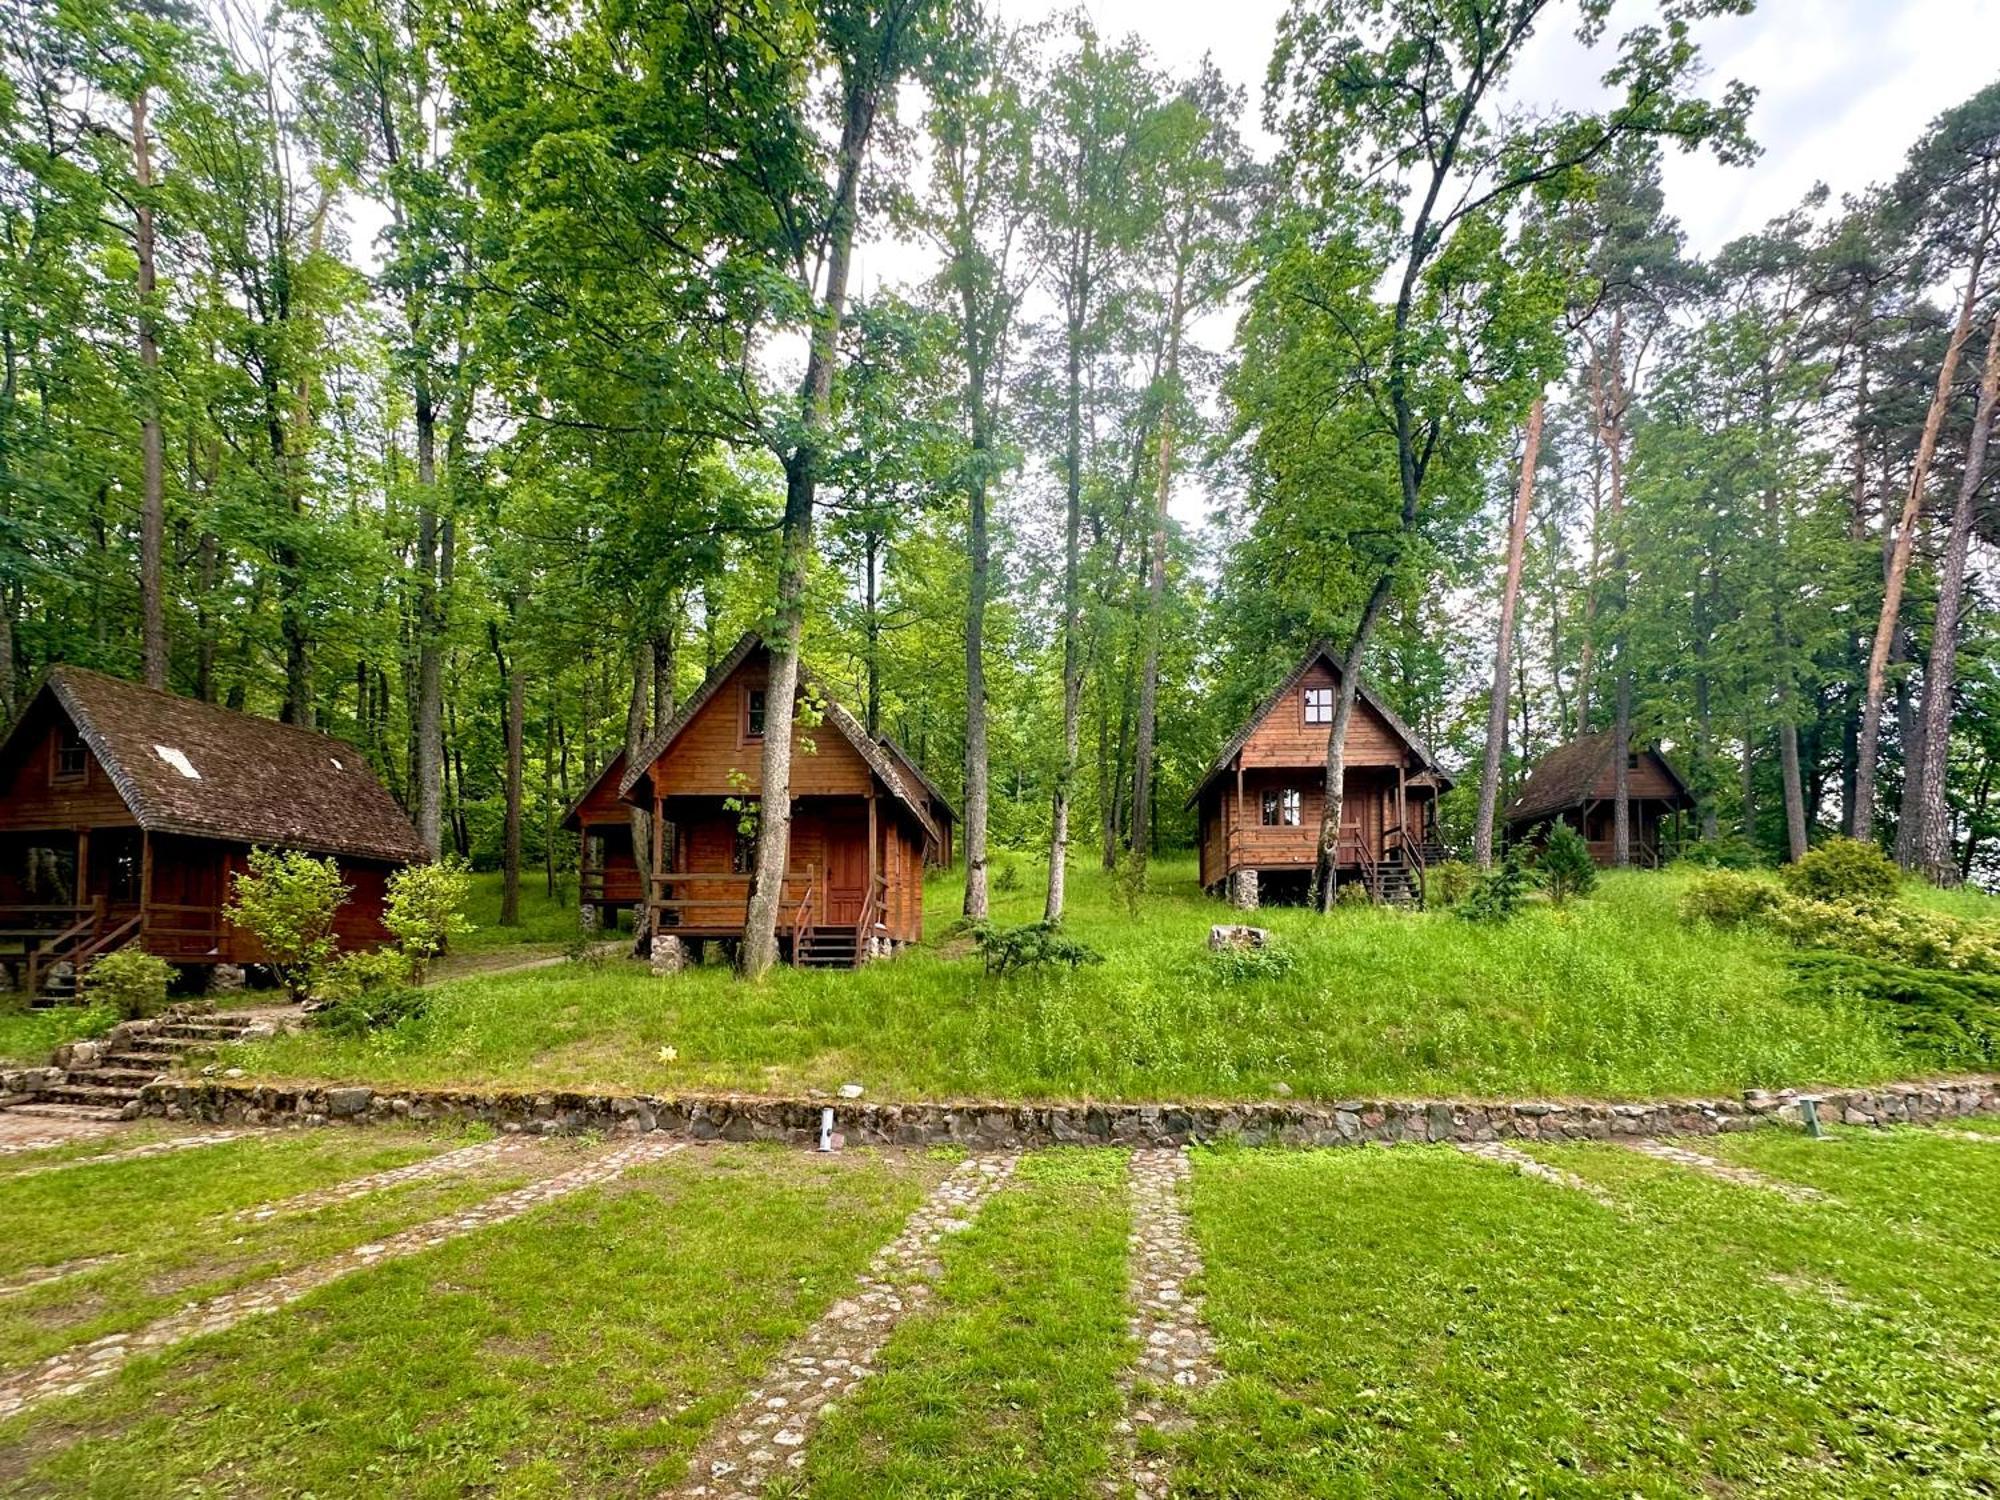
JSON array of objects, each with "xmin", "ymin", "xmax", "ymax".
[
  {"xmin": 1178, "ymin": 1137, "xmax": 2000, "ymax": 1496},
  {"xmin": 0, "ymin": 1143, "xmax": 940, "ymax": 1496},
  {"xmin": 802, "ymin": 1149, "xmax": 1132, "ymax": 1498},
  {"xmin": 216, "ymin": 860, "xmax": 1967, "ymax": 1104},
  {"xmin": 0, "ymin": 1125, "xmax": 543, "ymax": 1368}
]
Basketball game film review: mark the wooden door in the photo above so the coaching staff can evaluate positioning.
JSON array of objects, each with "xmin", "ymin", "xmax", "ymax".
[{"xmin": 821, "ymin": 805, "xmax": 867, "ymax": 927}]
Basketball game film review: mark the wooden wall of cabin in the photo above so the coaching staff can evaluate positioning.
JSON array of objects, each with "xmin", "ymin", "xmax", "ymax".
[
  {"xmin": 1207, "ymin": 766, "xmax": 1401, "ymax": 876},
  {"xmin": 0, "ymin": 710, "xmax": 138, "ymax": 842},
  {"xmin": 649, "ymin": 662, "xmax": 876, "ymax": 799},
  {"xmin": 1236, "ymin": 664, "xmax": 1411, "ymax": 772}
]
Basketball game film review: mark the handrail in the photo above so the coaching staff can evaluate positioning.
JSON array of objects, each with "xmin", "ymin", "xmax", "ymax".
[
  {"xmin": 26, "ymin": 898, "xmax": 104, "ymax": 996},
  {"xmin": 854, "ymin": 872, "xmax": 888, "ymax": 962},
  {"xmin": 790, "ymin": 864, "xmax": 817, "ymax": 963},
  {"xmin": 76, "ymin": 913, "xmax": 142, "ymax": 972}
]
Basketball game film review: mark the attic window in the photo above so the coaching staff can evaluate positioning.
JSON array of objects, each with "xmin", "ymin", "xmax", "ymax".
[
  {"xmin": 1627, "ymin": 752, "xmax": 1640, "ymax": 770},
  {"xmin": 745, "ymin": 687, "xmax": 767, "ymax": 740},
  {"xmin": 53, "ymin": 727, "xmax": 87, "ymax": 782},
  {"xmin": 154, "ymin": 744, "xmax": 201, "ymax": 779},
  {"xmin": 1303, "ymin": 687, "xmax": 1333, "ymax": 725}
]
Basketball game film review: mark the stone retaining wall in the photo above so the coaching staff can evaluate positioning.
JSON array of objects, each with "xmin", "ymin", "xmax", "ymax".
[{"xmin": 135, "ymin": 1075, "xmax": 2000, "ymax": 1149}]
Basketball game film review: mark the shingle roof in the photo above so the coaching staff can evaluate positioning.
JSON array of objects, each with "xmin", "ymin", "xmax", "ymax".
[
  {"xmin": 19, "ymin": 667, "xmax": 424, "ymax": 863},
  {"xmin": 1186, "ymin": 641, "xmax": 1445, "ymax": 809},
  {"xmin": 876, "ymin": 734, "xmax": 956, "ymax": 824},
  {"xmin": 1503, "ymin": 732, "xmax": 1693, "ymax": 825},
  {"xmin": 559, "ymin": 751, "xmax": 628, "ymax": 832},
  {"xmin": 616, "ymin": 634, "xmax": 941, "ymax": 846}
]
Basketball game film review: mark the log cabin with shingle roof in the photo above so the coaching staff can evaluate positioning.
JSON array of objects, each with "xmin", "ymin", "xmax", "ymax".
[
  {"xmin": 613, "ymin": 634, "xmax": 946, "ymax": 968},
  {"xmin": 0, "ymin": 667, "xmax": 424, "ymax": 996},
  {"xmin": 1190, "ymin": 642, "xmax": 1450, "ymax": 907},
  {"xmin": 1502, "ymin": 732, "xmax": 1695, "ymax": 866}
]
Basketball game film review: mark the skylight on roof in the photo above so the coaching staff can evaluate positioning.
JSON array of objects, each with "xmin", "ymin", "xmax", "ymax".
[
  {"xmin": 154, "ymin": 744, "xmax": 201, "ymax": 779},
  {"xmin": 330, "ymin": 756, "xmax": 344, "ymax": 770}
]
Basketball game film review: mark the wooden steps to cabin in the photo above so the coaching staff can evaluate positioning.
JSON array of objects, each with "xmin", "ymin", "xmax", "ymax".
[{"xmin": 794, "ymin": 927, "xmax": 861, "ymax": 970}]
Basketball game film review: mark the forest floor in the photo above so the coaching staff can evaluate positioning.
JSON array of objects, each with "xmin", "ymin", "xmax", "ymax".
[
  {"xmin": 1, "ymin": 1123, "xmax": 1997, "ymax": 1493},
  {"xmin": 203, "ymin": 860, "xmax": 1998, "ymax": 1105}
]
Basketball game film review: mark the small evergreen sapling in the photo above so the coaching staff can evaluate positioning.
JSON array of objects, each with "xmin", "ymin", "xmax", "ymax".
[
  {"xmin": 1538, "ymin": 824, "xmax": 1597, "ymax": 906},
  {"xmin": 1461, "ymin": 846, "xmax": 1533, "ymax": 923}
]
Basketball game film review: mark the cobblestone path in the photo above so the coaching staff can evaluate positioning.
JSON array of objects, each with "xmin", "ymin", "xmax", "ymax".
[
  {"xmin": 674, "ymin": 1152, "xmax": 1020, "ymax": 1499},
  {"xmin": 1457, "ymin": 1140, "xmax": 1615, "ymax": 1204},
  {"xmin": 1107, "ymin": 1148, "xmax": 1219, "ymax": 1500},
  {"xmin": 1623, "ymin": 1140, "xmax": 1824, "ymax": 1200},
  {"xmin": 226, "ymin": 1137, "xmax": 529, "ymax": 1222},
  {"xmin": 0, "ymin": 1136, "xmax": 684, "ymax": 1420}
]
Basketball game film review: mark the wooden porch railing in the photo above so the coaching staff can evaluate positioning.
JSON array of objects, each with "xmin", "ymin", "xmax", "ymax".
[
  {"xmin": 855, "ymin": 872, "xmax": 887, "ymax": 962},
  {"xmin": 14, "ymin": 899, "xmax": 106, "ymax": 996},
  {"xmin": 791, "ymin": 866, "xmax": 818, "ymax": 956},
  {"xmin": 647, "ymin": 867, "xmax": 819, "ymax": 931},
  {"xmin": 1586, "ymin": 839, "xmax": 1660, "ymax": 869}
]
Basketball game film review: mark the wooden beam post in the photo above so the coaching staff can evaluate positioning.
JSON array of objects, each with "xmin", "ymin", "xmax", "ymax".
[
  {"xmin": 866, "ymin": 788, "xmax": 879, "ymax": 931},
  {"xmin": 74, "ymin": 829, "xmax": 90, "ymax": 908}
]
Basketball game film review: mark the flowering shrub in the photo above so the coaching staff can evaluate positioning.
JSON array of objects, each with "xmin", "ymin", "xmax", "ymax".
[
  {"xmin": 1779, "ymin": 837, "xmax": 1901, "ymax": 903},
  {"xmin": 1676, "ymin": 871, "xmax": 1780, "ymax": 929},
  {"xmin": 1769, "ymin": 898, "xmax": 2000, "ymax": 974}
]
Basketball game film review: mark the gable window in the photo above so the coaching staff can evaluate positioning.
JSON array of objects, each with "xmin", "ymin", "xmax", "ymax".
[
  {"xmin": 1261, "ymin": 788, "xmax": 1302, "ymax": 827},
  {"xmin": 1303, "ymin": 687, "xmax": 1333, "ymax": 725},
  {"xmin": 53, "ymin": 726, "xmax": 87, "ymax": 783},
  {"xmin": 745, "ymin": 687, "xmax": 767, "ymax": 740},
  {"xmin": 1627, "ymin": 752, "xmax": 1640, "ymax": 770}
]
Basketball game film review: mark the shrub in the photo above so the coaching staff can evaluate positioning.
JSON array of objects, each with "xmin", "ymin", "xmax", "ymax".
[
  {"xmin": 969, "ymin": 920, "xmax": 1103, "ymax": 976},
  {"xmin": 311, "ymin": 948, "xmax": 427, "ymax": 1037},
  {"xmin": 1781, "ymin": 837, "xmax": 1901, "ymax": 903},
  {"xmin": 1460, "ymin": 847, "xmax": 1532, "ymax": 924},
  {"xmin": 1335, "ymin": 881, "xmax": 1373, "ymax": 908},
  {"xmin": 83, "ymin": 949, "xmax": 172, "ymax": 1020},
  {"xmin": 1537, "ymin": 823, "xmax": 1597, "ymax": 906},
  {"xmin": 224, "ymin": 847, "xmax": 348, "ymax": 1001},
  {"xmin": 993, "ymin": 860, "xmax": 1023, "ymax": 895},
  {"xmin": 384, "ymin": 858, "xmax": 475, "ymax": 980},
  {"xmin": 1425, "ymin": 860, "xmax": 1475, "ymax": 907},
  {"xmin": 1786, "ymin": 951, "xmax": 2000, "ymax": 1068},
  {"xmin": 1769, "ymin": 897, "xmax": 2000, "ymax": 974},
  {"xmin": 1673, "ymin": 834, "xmax": 1763, "ymax": 870},
  {"xmin": 1677, "ymin": 870, "xmax": 1781, "ymax": 929}
]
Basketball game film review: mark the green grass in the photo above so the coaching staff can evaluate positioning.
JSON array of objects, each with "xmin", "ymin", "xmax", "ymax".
[
  {"xmin": 0, "ymin": 1126, "xmax": 539, "ymax": 1367},
  {"xmin": 1, "ymin": 1144, "xmax": 939, "ymax": 1496},
  {"xmin": 220, "ymin": 861, "xmax": 1949, "ymax": 1104},
  {"xmin": 1176, "ymin": 1139, "xmax": 2000, "ymax": 1495},
  {"xmin": 0, "ymin": 1004, "xmax": 114, "ymax": 1069},
  {"xmin": 803, "ymin": 1150, "xmax": 1132, "ymax": 1497},
  {"xmin": 454, "ymin": 868, "xmax": 599, "ymax": 953}
]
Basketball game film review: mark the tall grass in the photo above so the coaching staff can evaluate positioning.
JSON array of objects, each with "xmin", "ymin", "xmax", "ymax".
[{"xmin": 231, "ymin": 859, "xmax": 1945, "ymax": 1103}]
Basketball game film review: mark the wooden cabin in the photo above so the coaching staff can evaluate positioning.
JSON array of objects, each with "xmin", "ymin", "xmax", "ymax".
[
  {"xmin": 562, "ymin": 751, "xmax": 645, "ymax": 928},
  {"xmin": 0, "ymin": 667, "xmax": 424, "ymax": 995},
  {"xmin": 876, "ymin": 734, "xmax": 955, "ymax": 869},
  {"xmin": 1503, "ymin": 732, "xmax": 1694, "ymax": 866},
  {"xmin": 1190, "ymin": 643, "xmax": 1449, "ymax": 906},
  {"xmin": 616, "ymin": 635, "xmax": 946, "ymax": 968}
]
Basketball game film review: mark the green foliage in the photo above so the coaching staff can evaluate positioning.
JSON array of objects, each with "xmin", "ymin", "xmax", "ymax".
[
  {"xmin": 1537, "ymin": 824, "xmax": 1597, "ymax": 906},
  {"xmin": 1424, "ymin": 860, "xmax": 1474, "ymax": 907},
  {"xmin": 1204, "ymin": 941, "xmax": 1298, "ymax": 984},
  {"xmin": 1677, "ymin": 871, "xmax": 1782, "ymax": 929},
  {"xmin": 1780, "ymin": 837, "xmax": 1902, "ymax": 903},
  {"xmin": 81, "ymin": 950, "xmax": 173, "ymax": 1021},
  {"xmin": 992, "ymin": 861, "xmax": 1023, "ymax": 895},
  {"xmin": 1335, "ymin": 881, "xmax": 1373, "ymax": 908},
  {"xmin": 1672, "ymin": 835, "xmax": 1763, "ymax": 871},
  {"xmin": 1768, "ymin": 898, "xmax": 2000, "ymax": 974},
  {"xmin": 1786, "ymin": 952, "xmax": 2000, "ymax": 1068},
  {"xmin": 224, "ymin": 848, "xmax": 349, "ymax": 1002},
  {"xmin": 384, "ymin": 859, "xmax": 475, "ymax": 979},
  {"xmin": 968, "ymin": 920, "xmax": 1105, "ymax": 977},
  {"xmin": 310, "ymin": 948, "xmax": 428, "ymax": 1040},
  {"xmin": 1460, "ymin": 847, "xmax": 1532, "ymax": 924}
]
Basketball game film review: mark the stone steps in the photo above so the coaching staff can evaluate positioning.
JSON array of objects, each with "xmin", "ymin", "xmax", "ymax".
[{"xmin": 5, "ymin": 1009, "xmax": 272, "ymax": 1122}]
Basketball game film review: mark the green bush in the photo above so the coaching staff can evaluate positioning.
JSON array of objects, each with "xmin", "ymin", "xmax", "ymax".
[
  {"xmin": 224, "ymin": 847, "xmax": 349, "ymax": 1001},
  {"xmin": 1460, "ymin": 847, "xmax": 1532, "ymax": 924},
  {"xmin": 1769, "ymin": 897, "xmax": 2000, "ymax": 974},
  {"xmin": 1205, "ymin": 940, "xmax": 1297, "ymax": 983},
  {"xmin": 1677, "ymin": 870, "xmax": 1781, "ymax": 929},
  {"xmin": 1781, "ymin": 837, "xmax": 1901, "ymax": 903},
  {"xmin": 969, "ymin": 920, "xmax": 1103, "ymax": 977},
  {"xmin": 1786, "ymin": 951, "xmax": 2000, "ymax": 1068},
  {"xmin": 1335, "ymin": 881, "xmax": 1373, "ymax": 908},
  {"xmin": 1425, "ymin": 860, "xmax": 1474, "ymax": 907},
  {"xmin": 1673, "ymin": 835, "xmax": 1763, "ymax": 870},
  {"xmin": 992, "ymin": 860, "xmax": 1023, "ymax": 895},
  {"xmin": 82, "ymin": 949, "xmax": 172, "ymax": 1020},
  {"xmin": 1537, "ymin": 823, "xmax": 1597, "ymax": 906},
  {"xmin": 384, "ymin": 858, "xmax": 475, "ymax": 980},
  {"xmin": 311, "ymin": 948, "xmax": 427, "ymax": 1037}
]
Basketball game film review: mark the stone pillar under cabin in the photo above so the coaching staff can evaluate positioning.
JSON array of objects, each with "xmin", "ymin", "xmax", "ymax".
[
  {"xmin": 649, "ymin": 934, "xmax": 687, "ymax": 976},
  {"xmin": 578, "ymin": 902, "xmax": 599, "ymax": 933},
  {"xmin": 1230, "ymin": 868, "xmax": 1260, "ymax": 911}
]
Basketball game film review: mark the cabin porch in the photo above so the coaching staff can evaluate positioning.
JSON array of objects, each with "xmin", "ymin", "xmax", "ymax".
[
  {"xmin": 1540, "ymin": 802, "xmax": 1692, "ymax": 869},
  {"xmin": 642, "ymin": 796, "xmax": 909, "ymax": 969},
  {"xmin": 1200, "ymin": 766, "xmax": 1441, "ymax": 906}
]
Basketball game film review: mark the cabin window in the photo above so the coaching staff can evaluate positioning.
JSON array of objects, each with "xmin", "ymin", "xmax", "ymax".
[
  {"xmin": 1627, "ymin": 752, "xmax": 1640, "ymax": 769},
  {"xmin": 1261, "ymin": 788, "xmax": 1301, "ymax": 827},
  {"xmin": 745, "ymin": 687, "xmax": 767, "ymax": 740},
  {"xmin": 1303, "ymin": 687, "xmax": 1333, "ymax": 725},
  {"xmin": 53, "ymin": 726, "xmax": 87, "ymax": 782},
  {"xmin": 732, "ymin": 828, "xmax": 756, "ymax": 874}
]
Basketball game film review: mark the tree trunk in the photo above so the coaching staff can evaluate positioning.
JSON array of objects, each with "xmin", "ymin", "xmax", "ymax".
[
  {"xmin": 133, "ymin": 88, "xmax": 167, "ymax": 690},
  {"xmin": 626, "ymin": 640, "xmax": 653, "ymax": 939},
  {"xmin": 963, "ymin": 412, "xmax": 992, "ymax": 915},
  {"xmin": 1313, "ymin": 578, "xmax": 1395, "ymax": 909},
  {"xmin": 1474, "ymin": 393, "xmax": 1543, "ymax": 867},
  {"xmin": 741, "ymin": 49, "xmax": 889, "ymax": 977},
  {"xmin": 1740, "ymin": 714, "xmax": 1758, "ymax": 844},
  {"xmin": 413, "ymin": 367, "xmax": 444, "ymax": 857},
  {"xmin": 1914, "ymin": 308, "xmax": 2000, "ymax": 883},
  {"xmin": 652, "ymin": 622, "xmax": 677, "ymax": 725},
  {"xmin": 1130, "ymin": 256, "xmax": 1187, "ymax": 869},
  {"xmin": 1046, "ymin": 294, "xmax": 1086, "ymax": 925},
  {"xmin": 1855, "ymin": 250, "xmax": 1986, "ymax": 841},
  {"xmin": 864, "ymin": 526, "xmax": 881, "ymax": 735},
  {"xmin": 491, "ymin": 614, "xmax": 525, "ymax": 926}
]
